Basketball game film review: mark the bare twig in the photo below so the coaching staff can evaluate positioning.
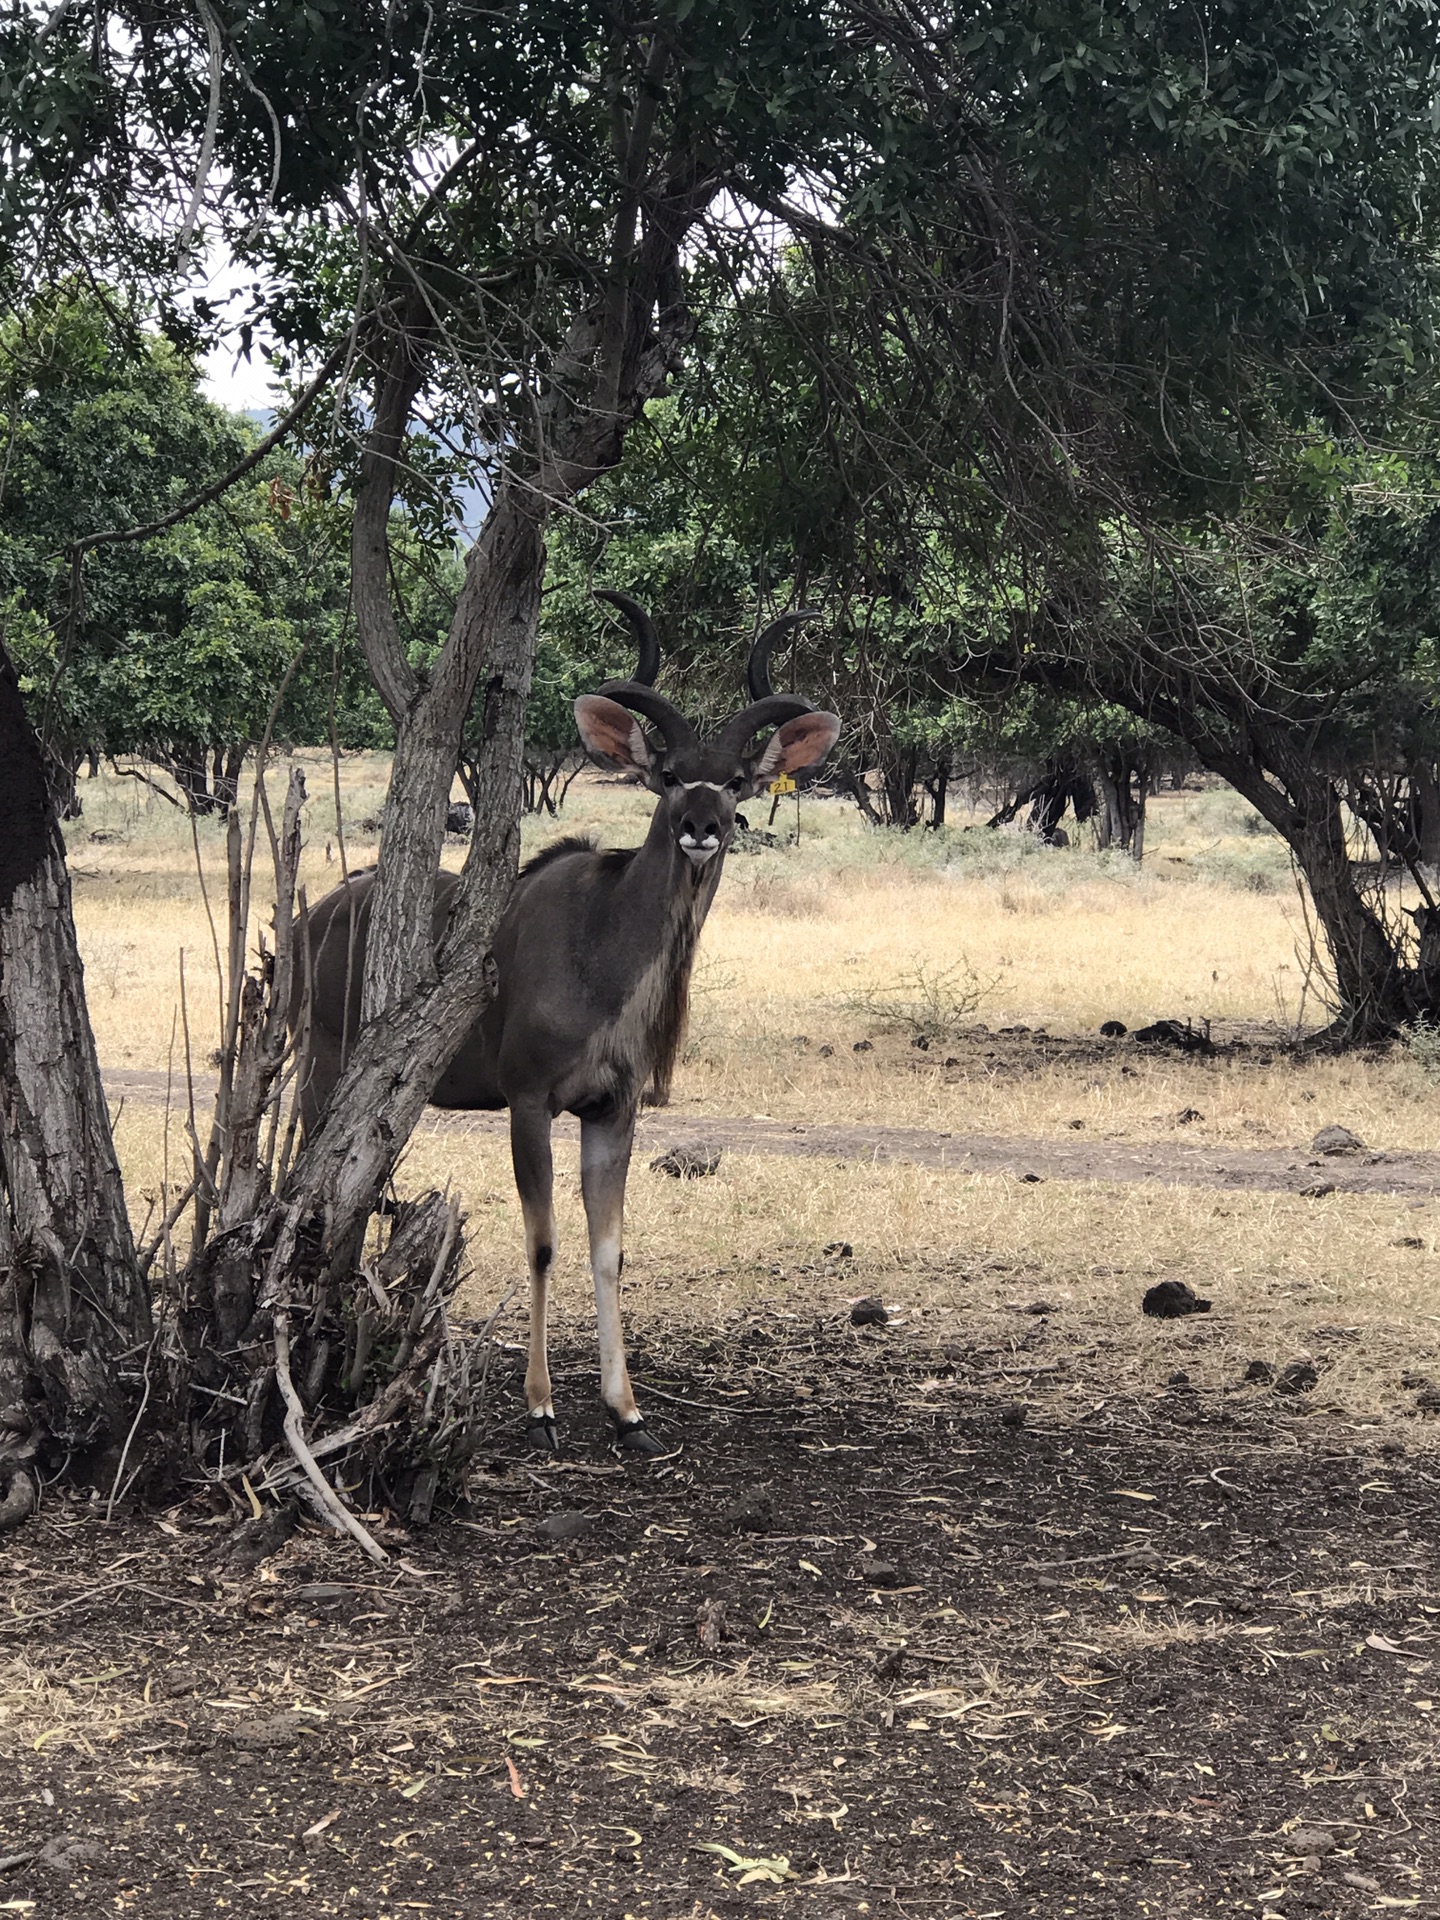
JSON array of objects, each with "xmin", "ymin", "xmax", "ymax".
[
  {"xmin": 273, "ymin": 1311, "xmax": 389, "ymax": 1565},
  {"xmin": 176, "ymin": 0, "xmax": 223, "ymax": 262},
  {"xmin": 391, "ymin": 1194, "xmax": 462, "ymax": 1372}
]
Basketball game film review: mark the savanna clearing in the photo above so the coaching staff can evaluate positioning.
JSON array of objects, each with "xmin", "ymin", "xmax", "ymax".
[{"xmin": 3, "ymin": 759, "xmax": 1438, "ymax": 1918}]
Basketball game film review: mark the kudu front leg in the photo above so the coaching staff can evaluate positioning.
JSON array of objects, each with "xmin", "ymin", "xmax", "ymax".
[
  {"xmin": 580, "ymin": 1110, "xmax": 664, "ymax": 1456},
  {"xmin": 510, "ymin": 1103, "xmax": 560, "ymax": 1452}
]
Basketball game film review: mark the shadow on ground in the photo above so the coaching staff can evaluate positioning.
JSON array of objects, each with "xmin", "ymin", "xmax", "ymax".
[{"xmin": 3, "ymin": 1313, "xmax": 1437, "ymax": 1917}]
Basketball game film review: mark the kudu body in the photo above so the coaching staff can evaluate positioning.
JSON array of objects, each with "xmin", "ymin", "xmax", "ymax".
[{"xmin": 298, "ymin": 595, "xmax": 839, "ymax": 1452}]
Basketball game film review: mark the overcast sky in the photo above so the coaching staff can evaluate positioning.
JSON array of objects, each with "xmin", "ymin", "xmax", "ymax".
[
  {"xmin": 194, "ymin": 247, "xmax": 282, "ymax": 415},
  {"xmin": 200, "ymin": 337, "xmax": 281, "ymax": 415}
]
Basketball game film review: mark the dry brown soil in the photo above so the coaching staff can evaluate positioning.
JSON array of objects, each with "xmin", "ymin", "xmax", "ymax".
[
  {"xmin": 103, "ymin": 1060, "xmax": 1440, "ymax": 1200},
  {"xmin": 4, "ymin": 1312, "xmax": 1438, "ymax": 1919}
]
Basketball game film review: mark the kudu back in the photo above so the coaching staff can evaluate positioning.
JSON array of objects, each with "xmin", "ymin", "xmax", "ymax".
[{"xmin": 299, "ymin": 595, "xmax": 840, "ymax": 1452}]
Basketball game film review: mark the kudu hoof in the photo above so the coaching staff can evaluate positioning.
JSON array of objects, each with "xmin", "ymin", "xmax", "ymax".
[
  {"xmin": 614, "ymin": 1418, "xmax": 667, "ymax": 1458},
  {"xmin": 526, "ymin": 1413, "xmax": 561, "ymax": 1455}
]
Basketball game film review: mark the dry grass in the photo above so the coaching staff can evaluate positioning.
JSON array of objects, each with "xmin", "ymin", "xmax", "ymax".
[
  {"xmin": 107, "ymin": 1087, "xmax": 1440, "ymax": 1432},
  {"xmin": 73, "ymin": 755, "xmax": 1440, "ymax": 1438},
  {"xmin": 641, "ymin": 1666, "xmax": 851, "ymax": 1727},
  {"xmin": 69, "ymin": 754, "xmax": 1312, "ymax": 1074},
  {"xmin": 72, "ymin": 754, "xmax": 1436, "ymax": 1148},
  {"xmin": 0, "ymin": 1654, "xmax": 152, "ymax": 1761}
]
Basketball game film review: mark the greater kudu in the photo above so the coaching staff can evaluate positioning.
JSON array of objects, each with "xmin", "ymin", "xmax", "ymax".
[{"xmin": 299, "ymin": 596, "xmax": 840, "ymax": 1452}]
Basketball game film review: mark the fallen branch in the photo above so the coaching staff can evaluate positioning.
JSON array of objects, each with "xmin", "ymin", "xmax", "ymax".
[
  {"xmin": 272, "ymin": 1311, "xmax": 388, "ymax": 1565},
  {"xmin": 256, "ymin": 1315, "xmax": 450, "ymax": 1492}
]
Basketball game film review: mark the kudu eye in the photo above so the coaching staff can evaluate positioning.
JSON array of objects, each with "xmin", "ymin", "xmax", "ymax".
[
  {"xmin": 726, "ymin": 777, "xmax": 744, "ymax": 794},
  {"xmin": 661, "ymin": 770, "xmax": 679, "ymax": 789}
]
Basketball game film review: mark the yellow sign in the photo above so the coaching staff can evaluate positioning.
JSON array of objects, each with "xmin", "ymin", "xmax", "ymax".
[{"xmin": 768, "ymin": 774, "xmax": 797, "ymax": 796}]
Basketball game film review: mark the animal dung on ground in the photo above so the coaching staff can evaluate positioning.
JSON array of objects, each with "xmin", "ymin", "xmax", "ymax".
[
  {"xmin": 853, "ymin": 1038, "xmax": 874, "ymax": 1052},
  {"xmin": 227, "ymin": 1712, "xmax": 308, "ymax": 1750},
  {"xmin": 849, "ymin": 1295, "xmax": 888, "ymax": 1327},
  {"xmin": 1299, "ymin": 1179, "xmax": 1336, "ymax": 1198},
  {"xmin": 1392, "ymin": 1235, "xmax": 1426, "ymax": 1249},
  {"xmin": 1312, "ymin": 1124, "xmax": 1366, "ymax": 1155},
  {"xmin": 823, "ymin": 1241, "xmax": 854, "ymax": 1260},
  {"xmin": 539, "ymin": 1510, "xmax": 595, "ymax": 1544},
  {"xmin": 1242, "ymin": 1359, "xmax": 1274, "ymax": 1385},
  {"xmin": 999, "ymin": 1402, "xmax": 1027, "ymax": 1427},
  {"xmin": 1174, "ymin": 1107, "xmax": 1204, "ymax": 1124},
  {"xmin": 721, "ymin": 1490, "xmax": 774, "ymax": 1533},
  {"xmin": 650, "ymin": 1143, "xmax": 721, "ymax": 1179},
  {"xmin": 1099, "ymin": 1019, "xmax": 1128, "ymax": 1037},
  {"xmin": 858, "ymin": 1556, "xmax": 903, "ymax": 1588},
  {"xmin": 1023, "ymin": 1299, "xmax": 1058, "ymax": 1315},
  {"xmin": 1141, "ymin": 1280, "xmax": 1212, "ymax": 1319},
  {"xmin": 1019, "ymin": 1171, "xmax": 1044, "ymax": 1184},
  {"xmin": 1133, "ymin": 1017, "xmax": 1212, "ymax": 1052},
  {"xmin": 1274, "ymin": 1360, "xmax": 1319, "ymax": 1395},
  {"xmin": 1284, "ymin": 1828, "xmax": 1338, "ymax": 1858}
]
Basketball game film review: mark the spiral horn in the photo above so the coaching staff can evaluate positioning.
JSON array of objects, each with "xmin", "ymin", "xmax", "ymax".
[
  {"xmin": 747, "ymin": 608, "xmax": 820, "ymax": 702},
  {"xmin": 593, "ymin": 590, "xmax": 696, "ymax": 752}
]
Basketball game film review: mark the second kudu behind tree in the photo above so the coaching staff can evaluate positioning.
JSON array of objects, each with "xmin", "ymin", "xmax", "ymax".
[{"xmin": 299, "ymin": 595, "xmax": 840, "ymax": 1453}]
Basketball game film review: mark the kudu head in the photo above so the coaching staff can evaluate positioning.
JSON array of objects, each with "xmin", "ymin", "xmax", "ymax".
[{"xmin": 574, "ymin": 592, "xmax": 841, "ymax": 870}]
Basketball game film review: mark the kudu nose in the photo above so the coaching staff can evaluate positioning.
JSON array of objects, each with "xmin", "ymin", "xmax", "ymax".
[{"xmin": 677, "ymin": 806, "xmax": 723, "ymax": 868}]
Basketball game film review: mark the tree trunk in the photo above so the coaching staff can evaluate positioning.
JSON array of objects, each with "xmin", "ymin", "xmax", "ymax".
[
  {"xmin": 838, "ymin": 763, "xmax": 885, "ymax": 826},
  {"xmin": 1212, "ymin": 742, "xmax": 1403, "ymax": 1038},
  {"xmin": 213, "ymin": 745, "xmax": 245, "ymax": 813},
  {"xmin": 1413, "ymin": 763, "xmax": 1440, "ymax": 869},
  {"xmin": 879, "ymin": 744, "xmax": 920, "ymax": 827},
  {"xmin": 46, "ymin": 749, "xmax": 84, "ymax": 820},
  {"xmin": 927, "ymin": 763, "xmax": 948, "ymax": 829},
  {"xmin": 252, "ymin": 139, "xmax": 716, "ymax": 1350},
  {"xmin": 274, "ymin": 493, "xmax": 544, "ymax": 1280},
  {"xmin": 0, "ymin": 640, "xmax": 149, "ymax": 1510},
  {"xmin": 1130, "ymin": 775, "xmax": 1147, "ymax": 865},
  {"xmin": 1092, "ymin": 747, "xmax": 1146, "ymax": 860},
  {"xmin": 165, "ymin": 746, "xmax": 217, "ymax": 815}
]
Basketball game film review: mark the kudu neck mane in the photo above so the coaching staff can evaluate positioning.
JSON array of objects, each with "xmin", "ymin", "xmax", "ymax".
[{"xmin": 554, "ymin": 802, "xmax": 718, "ymax": 1112}]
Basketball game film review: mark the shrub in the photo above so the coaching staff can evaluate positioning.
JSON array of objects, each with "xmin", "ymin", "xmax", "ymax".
[
  {"xmin": 842, "ymin": 958, "xmax": 995, "ymax": 1043},
  {"xmin": 1402, "ymin": 1019, "xmax": 1440, "ymax": 1078}
]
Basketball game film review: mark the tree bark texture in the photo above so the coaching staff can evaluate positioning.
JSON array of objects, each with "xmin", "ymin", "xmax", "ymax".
[
  {"xmin": 275, "ymin": 494, "xmax": 544, "ymax": 1281},
  {"xmin": 0, "ymin": 638, "xmax": 149, "ymax": 1462},
  {"xmin": 273, "ymin": 153, "xmax": 717, "ymax": 1276},
  {"xmin": 1209, "ymin": 739, "xmax": 1403, "ymax": 1036},
  {"xmin": 1092, "ymin": 747, "xmax": 1147, "ymax": 860}
]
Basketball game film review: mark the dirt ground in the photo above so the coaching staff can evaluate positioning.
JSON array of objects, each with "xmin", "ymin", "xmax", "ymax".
[
  {"xmin": 102, "ymin": 1045, "xmax": 1440, "ymax": 1201},
  {"xmin": 5, "ymin": 1309, "xmax": 1438, "ymax": 1920},
  {"xmin": 24, "ymin": 770, "xmax": 1439, "ymax": 1913}
]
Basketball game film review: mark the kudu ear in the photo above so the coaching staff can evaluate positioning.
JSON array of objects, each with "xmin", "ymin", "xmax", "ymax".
[
  {"xmin": 575, "ymin": 695, "xmax": 654, "ymax": 777},
  {"xmin": 746, "ymin": 711, "xmax": 841, "ymax": 793}
]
